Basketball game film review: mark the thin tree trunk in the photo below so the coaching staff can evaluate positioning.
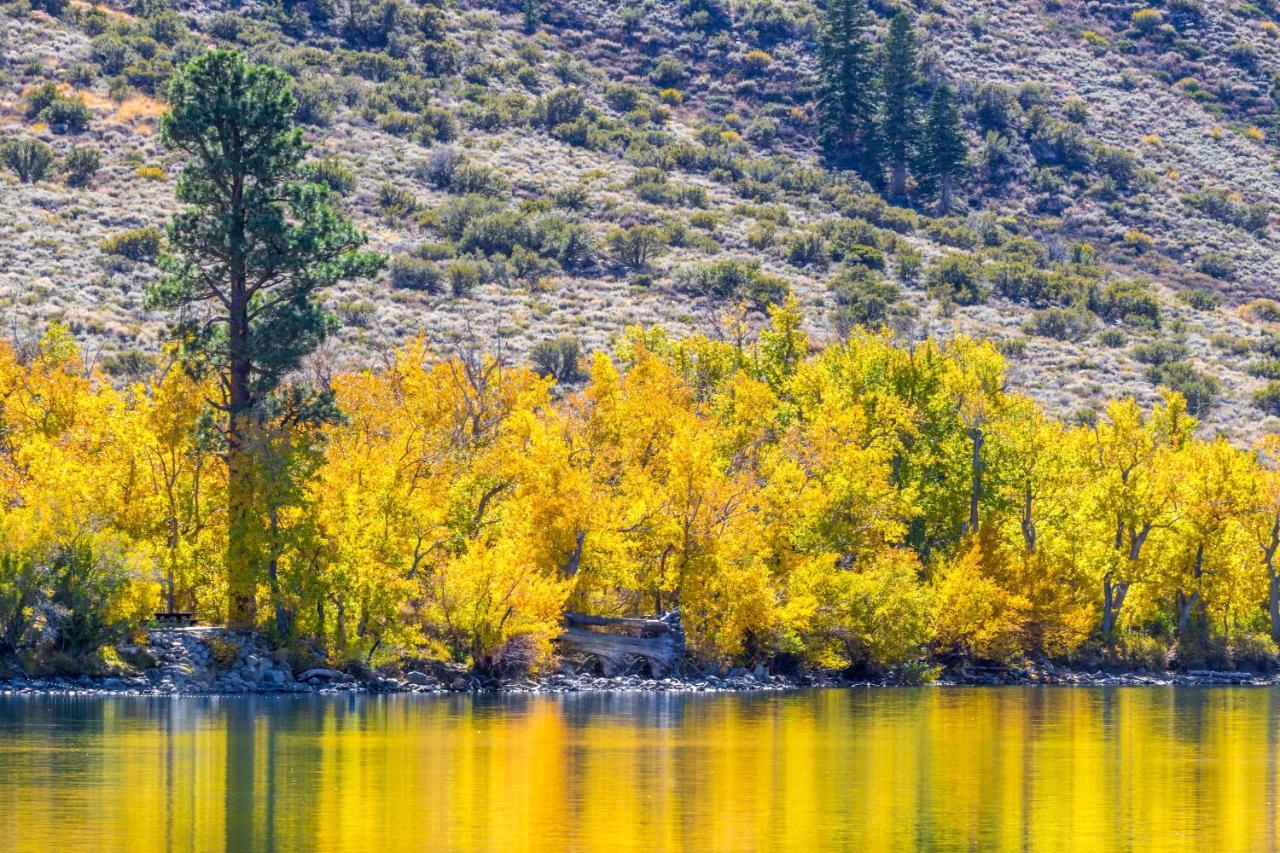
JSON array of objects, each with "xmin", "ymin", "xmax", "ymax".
[
  {"xmin": 965, "ymin": 426, "xmax": 983, "ymax": 535},
  {"xmin": 1102, "ymin": 576, "xmax": 1131, "ymax": 636},
  {"xmin": 1020, "ymin": 485, "xmax": 1036, "ymax": 554},
  {"xmin": 266, "ymin": 509, "xmax": 293, "ymax": 639},
  {"xmin": 1177, "ymin": 543, "xmax": 1204, "ymax": 636},
  {"xmin": 1271, "ymin": 571, "xmax": 1280, "ymax": 643}
]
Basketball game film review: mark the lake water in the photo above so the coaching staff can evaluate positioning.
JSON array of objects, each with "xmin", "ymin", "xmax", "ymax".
[{"xmin": 1, "ymin": 687, "xmax": 1277, "ymax": 851}]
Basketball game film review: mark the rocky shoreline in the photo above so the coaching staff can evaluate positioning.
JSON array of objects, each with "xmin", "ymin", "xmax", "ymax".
[{"xmin": 1, "ymin": 628, "xmax": 1277, "ymax": 698}]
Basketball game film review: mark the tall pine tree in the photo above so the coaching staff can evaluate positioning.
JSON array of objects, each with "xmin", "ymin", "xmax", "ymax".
[
  {"xmin": 150, "ymin": 50, "xmax": 383, "ymax": 629},
  {"xmin": 918, "ymin": 83, "xmax": 967, "ymax": 215},
  {"xmin": 879, "ymin": 11, "xmax": 920, "ymax": 199},
  {"xmin": 817, "ymin": 0, "xmax": 881, "ymax": 180}
]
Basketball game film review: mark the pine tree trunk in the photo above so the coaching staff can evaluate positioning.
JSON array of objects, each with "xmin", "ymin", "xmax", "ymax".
[
  {"xmin": 891, "ymin": 159, "xmax": 907, "ymax": 199},
  {"xmin": 226, "ymin": 432, "xmax": 256, "ymax": 629},
  {"xmin": 225, "ymin": 232, "xmax": 257, "ymax": 629},
  {"xmin": 939, "ymin": 174, "xmax": 954, "ymax": 215}
]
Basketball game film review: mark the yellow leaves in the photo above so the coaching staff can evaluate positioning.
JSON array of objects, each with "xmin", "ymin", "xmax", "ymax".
[
  {"xmin": 12, "ymin": 315, "xmax": 1280, "ymax": 671},
  {"xmin": 932, "ymin": 537, "xmax": 1030, "ymax": 664}
]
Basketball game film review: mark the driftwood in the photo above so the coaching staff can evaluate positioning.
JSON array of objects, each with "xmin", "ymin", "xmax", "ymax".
[{"xmin": 557, "ymin": 611, "xmax": 685, "ymax": 676}]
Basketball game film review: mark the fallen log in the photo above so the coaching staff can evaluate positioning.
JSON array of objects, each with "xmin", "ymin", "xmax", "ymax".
[
  {"xmin": 563, "ymin": 612, "xmax": 679, "ymax": 636},
  {"xmin": 557, "ymin": 611, "xmax": 685, "ymax": 677}
]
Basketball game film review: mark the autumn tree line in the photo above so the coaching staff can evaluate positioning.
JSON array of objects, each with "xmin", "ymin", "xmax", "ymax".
[
  {"xmin": 6, "ymin": 303, "xmax": 1280, "ymax": 675},
  {"xmin": 4, "ymin": 49, "xmax": 1280, "ymax": 678}
]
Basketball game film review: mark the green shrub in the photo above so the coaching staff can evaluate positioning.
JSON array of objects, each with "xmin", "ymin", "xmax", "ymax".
[
  {"xmin": 530, "ymin": 335, "xmax": 583, "ymax": 384},
  {"xmin": 448, "ymin": 163, "xmax": 509, "ymax": 197},
  {"xmin": 1132, "ymin": 339, "xmax": 1189, "ymax": 366},
  {"xmin": 605, "ymin": 83, "xmax": 642, "ymax": 113},
  {"xmin": 294, "ymin": 77, "xmax": 338, "ymax": 126},
  {"xmin": 1182, "ymin": 187, "xmax": 1269, "ymax": 234},
  {"xmin": 304, "ymin": 157, "xmax": 356, "ymax": 194},
  {"xmin": 44, "ymin": 544, "xmax": 131, "ymax": 657},
  {"xmin": 1256, "ymin": 382, "xmax": 1280, "ymax": 416},
  {"xmin": 973, "ymin": 82, "xmax": 1018, "ymax": 132},
  {"xmin": 533, "ymin": 216, "xmax": 596, "ymax": 272},
  {"xmin": 1209, "ymin": 334, "xmax": 1251, "ymax": 356},
  {"xmin": 1145, "ymin": 362, "xmax": 1219, "ymax": 416},
  {"xmin": 1023, "ymin": 307, "xmax": 1095, "ymax": 341},
  {"xmin": 1097, "ymin": 329, "xmax": 1128, "ymax": 348},
  {"xmin": 446, "ymin": 260, "xmax": 481, "ymax": 297},
  {"xmin": 1176, "ymin": 288, "xmax": 1219, "ymax": 311},
  {"xmin": 927, "ymin": 253, "xmax": 987, "ymax": 305},
  {"xmin": 388, "ymin": 255, "xmax": 442, "ymax": 293},
  {"xmin": 829, "ymin": 266, "xmax": 906, "ymax": 333},
  {"xmin": 786, "ymin": 230, "xmax": 827, "ymax": 268},
  {"xmin": 923, "ymin": 218, "xmax": 981, "ymax": 250},
  {"xmin": 606, "ymin": 225, "xmax": 666, "ymax": 270},
  {"xmin": 101, "ymin": 226, "xmax": 164, "ymax": 261},
  {"xmin": 22, "ymin": 83, "xmax": 60, "ymax": 119},
  {"xmin": 538, "ymin": 87, "xmax": 586, "ymax": 128},
  {"xmin": 649, "ymin": 55, "xmax": 686, "ymax": 87},
  {"xmin": 551, "ymin": 185, "xmax": 589, "ymax": 211},
  {"xmin": 63, "ymin": 146, "xmax": 101, "ymax": 187},
  {"xmin": 377, "ymin": 183, "xmax": 419, "ymax": 218},
  {"xmin": 1247, "ymin": 359, "xmax": 1280, "ymax": 380},
  {"xmin": 1248, "ymin": 300, "xmax": 1280, "ymax": 323},
  {"xmin": 676, "ymin": 259, "xmax": 789, "ymax": 307},
  {"xmin": 41, "ymin": 96, "xmax": 92, "ymax": 133},
  {"xmin": 459, "ymin": 211, "xmax": 530, "ymax": 256},
  {"xmin": 1090, "ymin": 279, "xmax": 1161, "ymax": 329},
  {"xmin": 1, "ymin": 138, "xmax": 55, "ymax": 183},
  {"xmin": 989, "ymin": 261, "xmax": 1057, "ymax": 306},
  {"xmin": 1194, "ymin": 253, "xmax": 1236, "ymax": 281}
]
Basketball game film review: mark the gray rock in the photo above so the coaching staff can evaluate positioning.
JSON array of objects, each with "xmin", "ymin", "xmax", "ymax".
[
  {"xmin": 405, "ymin": 671, "xmax": 436, "ymax": 686},
  {"xmin": 298, "ymin": 667, "xmax": 352, "ymax": 683}
]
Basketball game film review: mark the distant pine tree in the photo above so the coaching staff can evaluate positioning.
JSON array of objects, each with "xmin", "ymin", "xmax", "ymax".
[
  {"xmin": 817, "ymin": 0, "xmax": 881, "ymax": 181},
  {"xmin": 879, "ymin": 11, "xmax": 920, "ymax": 199},
  {"xmin": 918, "ymin": 84, "xmax": 967, "ymax": 215}
]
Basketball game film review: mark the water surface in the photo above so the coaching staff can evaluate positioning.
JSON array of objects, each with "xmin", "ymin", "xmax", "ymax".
[{"xmin": 1, "ymin": 687, "xmax": 1277, "ymax": 851}]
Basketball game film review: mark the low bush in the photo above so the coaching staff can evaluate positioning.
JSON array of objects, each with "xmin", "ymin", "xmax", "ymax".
[
  {"xmin": 388, "ymin": 255, "xmax": 443, "ymax": 293},
  {"xmin": 676, "ymin": 259, "xmax": 789, "ymax": 308},
  {"xmin": 1145, "ymin": 362, "xmax": 1219, "ymax": 416},
  {"xmin": 927, "ymin": 253, "xmax": 987, "ymax": 305},
  {"xmin": 530, "ymin": 335, "xmax": 583, "ymax": 384},
  {"xmin": 1023, "ymin": 307, "xmax": 1095, "ymax": 341},
  {"xmin": 101, "ymin": 227, "xmax": 164, "ymax": 261},
  {"xmin": 2, "ymin": 138, "xmax": 55, "ymax": 183},
  {"xmin": 63, "ymin": 147, "xmax": 101, "ymax": 187}
]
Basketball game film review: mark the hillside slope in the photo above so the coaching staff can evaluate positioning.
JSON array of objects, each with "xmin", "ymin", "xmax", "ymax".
[{"xmin": 3, "ymin": 0, "xmax": 1280, "ymax": 440}]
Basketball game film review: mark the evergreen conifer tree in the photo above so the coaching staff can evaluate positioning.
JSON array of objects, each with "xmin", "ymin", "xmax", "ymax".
[
  {"xmin": 149, "ymin": 50, "xmax": 383, "ymax": 628},
  {"xmin": 880, "ymin": 11, "xmax": 920, "ymax": 199},
  {"xmin": 817, "ymin": 0, "xmax": 881, "ymax": 180},
  {"xmin": 918, "ymin": 83, "xmax": 967, "ymax": 215}
]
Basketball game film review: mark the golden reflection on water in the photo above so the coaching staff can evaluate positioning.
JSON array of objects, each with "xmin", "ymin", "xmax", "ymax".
[{"xmin": 1, "ymin": 688, "xmax": 1278, "ymax": 852}]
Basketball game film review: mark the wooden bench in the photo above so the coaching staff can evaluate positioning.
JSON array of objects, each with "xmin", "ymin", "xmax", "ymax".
[{"xmin": 557, "ymin": 611, "xmax": 685, "ymax": 677}]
